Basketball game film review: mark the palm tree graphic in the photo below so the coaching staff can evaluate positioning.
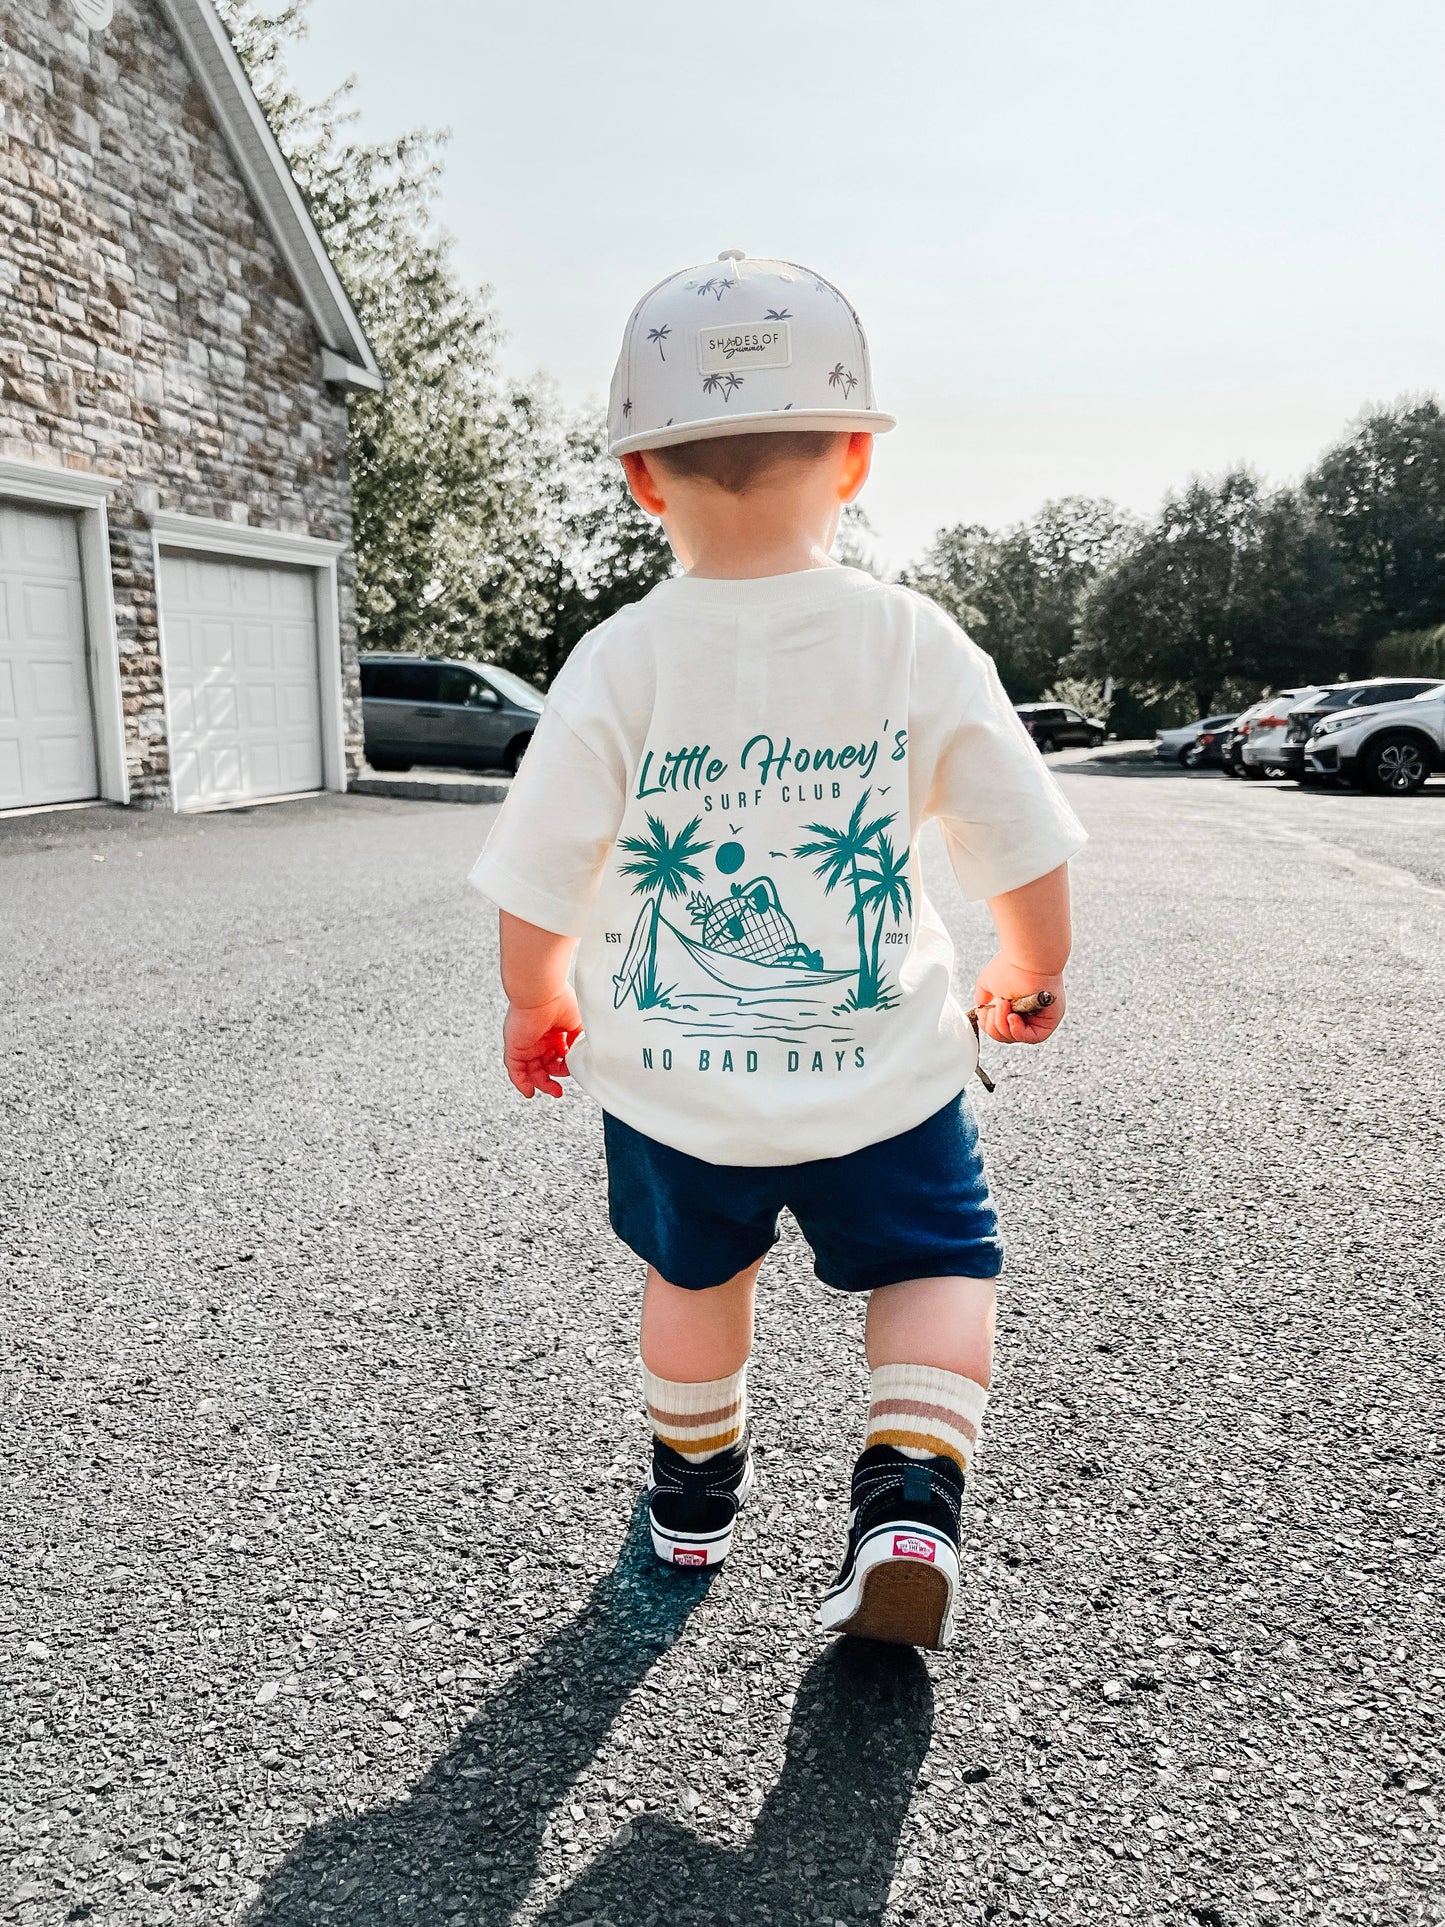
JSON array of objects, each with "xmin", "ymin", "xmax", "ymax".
[
  {"xmin": 828, "ymin": 363, "xmax": 858, "ymax": 399},
  {"xmin": 621, "ymin": 397, "xmax": 632, "ymax": 418},
  {"xmin": 694, "ymin": 278, "xmax": 728, "ymax": 302},
  {"xmin": 647, "ymin": 325, "xmax": 671, "ymax": 360},
  {"xmin": 702, "ymin": 373, "xmax": 745, "ymax": 402},
  {"xmin": 617, "ymin": 815, "xmax": 712, "ymax": 1008},
  {"xmin": 763, "ymin": 308, "xmax": 791, "ymax": 320},
  {"xmin": 794, "ymin": 790, "xmax": 896, "ymax": 1009},
  {"xmin": 856, "ymin": 832, "xmax": 912, "ymax": 1004}
]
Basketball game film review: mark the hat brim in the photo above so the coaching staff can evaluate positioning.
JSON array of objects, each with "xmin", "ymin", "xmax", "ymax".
[{"xmin": 610, "ymin": 408, "xmax": 896, "ymax": 460}]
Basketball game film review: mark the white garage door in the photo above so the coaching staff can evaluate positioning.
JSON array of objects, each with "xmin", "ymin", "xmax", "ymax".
[
  {"xmin": 0, "ymin": 502, "xmax": 98, "ymax": 810},
  {"xmin": 161, "ymin": 552, "xmax": 323, "ymax": 811}
]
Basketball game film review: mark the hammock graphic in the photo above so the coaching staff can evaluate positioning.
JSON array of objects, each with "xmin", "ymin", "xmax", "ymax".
[{"xmin": 612, "ymin": 898, "xmax": 855, "ymax": 1009}]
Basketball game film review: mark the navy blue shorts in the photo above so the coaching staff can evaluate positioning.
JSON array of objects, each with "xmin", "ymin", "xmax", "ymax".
[{"xmin": 603, "ymin": 1095, "xmax": 1003, "ymax": 1293}]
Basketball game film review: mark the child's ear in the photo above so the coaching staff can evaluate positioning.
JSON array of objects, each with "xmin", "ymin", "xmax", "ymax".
[
  {"xmin": 621, "ymin": 451, "xmax": 668, "ymax": 517},
  {"xmin": 836, "ymin": 432, "xmax": 874, "ymax": 504}
]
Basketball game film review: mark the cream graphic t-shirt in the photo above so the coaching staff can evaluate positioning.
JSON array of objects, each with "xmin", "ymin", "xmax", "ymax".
[{"xmin": 470, "ymin": 567, "xmax": 1086, "ymax": 1167}]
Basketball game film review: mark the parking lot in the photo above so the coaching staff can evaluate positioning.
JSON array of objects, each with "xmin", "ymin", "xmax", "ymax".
[{"xmin": 3, "ymin": 764, "xmax": 1444, "ymax": 1925}]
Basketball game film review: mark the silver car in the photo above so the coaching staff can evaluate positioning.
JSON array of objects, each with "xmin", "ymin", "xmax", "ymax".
[{"xmin": 360, "ymin": 655, "xmax": 544, "ymax": 775}]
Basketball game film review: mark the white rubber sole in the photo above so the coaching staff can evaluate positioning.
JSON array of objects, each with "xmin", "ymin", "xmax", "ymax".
[
  {"xmin": 648, "ymin": 1454, "xmax": 755, "ymax": 1569},
  {"xmin": 819, "ymin": 1522, "xmax": 960, "ymax": 1649}
]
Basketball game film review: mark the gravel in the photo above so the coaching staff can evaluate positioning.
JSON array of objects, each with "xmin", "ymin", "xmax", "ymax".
[{"xmin": 2, "ymin": 768, "xmax": 1442, "ymax": 1925}]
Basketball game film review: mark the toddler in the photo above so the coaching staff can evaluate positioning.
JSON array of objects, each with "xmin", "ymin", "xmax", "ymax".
[{"xmin": 471, "ymin": 251, "xmax": 1085, "ymax": 1649}]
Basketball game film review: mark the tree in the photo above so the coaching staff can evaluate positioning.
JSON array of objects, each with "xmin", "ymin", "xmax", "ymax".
[
  {"xmin": 1073, "ymin": 470, "xmax": 1267, "ymax": 716},
  {"xmin": 1304, "ymin": 397, "xmax": 1445, "ymax": 676},
  {"xmin": 493, "ymin": 399, "xmax": 673, "ymax": 688},
  {"xmin": 217, "ymin": 0, "xmax": 670, "ymax": 680},
  {"xmin": 901, "ymin": 498, "xmax": 1139, "ymax": 699},
  {"xmin": 1073, "ymin": 472, "xmax": 1347, "ymax": 714}
]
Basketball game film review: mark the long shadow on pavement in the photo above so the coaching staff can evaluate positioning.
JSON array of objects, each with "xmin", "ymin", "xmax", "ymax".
[
  {"xmin": 246, "ymin": 1502, "xmax": 711, "ymax": 1927},
  {"xmin": 536, "ymin": 1639, "xmax": 934, "ymax": 1927},
  {"xmin": 246, "ymin": 1508, "xmax": 933, "ymax": 1927}
]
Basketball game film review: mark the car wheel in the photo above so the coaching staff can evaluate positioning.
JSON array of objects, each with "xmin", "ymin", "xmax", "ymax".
[
  {"xmin": 1239, "ymin": 763, "xmax": 1263, "ymax": 780},
  {"xmin": 1362, "ymin": 732, "xmax": 1431, "ymax": 795},
  {"xmin": 504, "ymin": 734, "xmax": 533, "ymax": 775},
  {"xmin": 1175, "ymin": 746, "xmax": 1193, "ymax": 767},
  {"xmin": 1036, "ymin": 734, "xmax": 1057, "ymax": 755},
  {"xmin": 367, "ymin": 754, "xmax": 411, "ymax": 772},
  {"xmin": 1181, "ymin": 742, "xmax": 1207, "ymax": 769}
]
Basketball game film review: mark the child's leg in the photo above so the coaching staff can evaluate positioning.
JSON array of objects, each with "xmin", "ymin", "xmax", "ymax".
[
  {"xmin": 862, "ymin": 1275, "xmax": 996, "ymax": 1477},
  {"xmin": 640, "ymin": 1259, "xmax": 761, "ymax": 1464}
]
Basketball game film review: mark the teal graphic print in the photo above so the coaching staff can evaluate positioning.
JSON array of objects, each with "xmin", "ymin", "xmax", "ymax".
[
  {"xmin": 794, "ymin": 790, "xmax": 910, "ymax": 1012},
  {"xmin": 611, "ymin": 774, "xmax": 911, "ymax": 1046}
]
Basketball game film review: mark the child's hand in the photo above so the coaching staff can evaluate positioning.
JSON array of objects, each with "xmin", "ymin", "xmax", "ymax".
[
  {"xmin": 503, "ymin": 989, "xmax": 583, "ymax": 1098},
  {"xmin": 971, "ymin": 956, "xmax": 1067, "ymax": 1045}
]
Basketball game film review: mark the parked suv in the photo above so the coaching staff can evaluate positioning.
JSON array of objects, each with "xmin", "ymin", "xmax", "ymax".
[
  {"xmin": 1014, "ymin": 703, "xmax": 1106, "ymax": 752},
  {"xmin": 1237, "ymin": 688, "xmax": 1325, "ymax": 777},
  {"xmin": 1281, "ymin": 678, "xmax": 1442, "ymax": 781},
  {"xmin": 1304, "ymin": 684, "xmax": 1445, "ymax": 793},
  {"xmin": 360, "ymin": 655, "xmax": 544, "ymax": 774},
  {"xmin": 1155, "ymin": 713, "xmax": 1237, "ymax": 764}
]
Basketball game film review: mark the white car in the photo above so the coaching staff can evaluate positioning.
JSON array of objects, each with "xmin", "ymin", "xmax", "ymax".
[
  {"xmin": 1304, "ymin": 686, "xmax": 1445, "ymax": 793},
  {"xmin": 1154, "ymin": 713, "xmax": 1237, "ymax": 764},
  {"xmin": 1240, "ymin": 687, "xmax": 1325, "ymax": 775}
]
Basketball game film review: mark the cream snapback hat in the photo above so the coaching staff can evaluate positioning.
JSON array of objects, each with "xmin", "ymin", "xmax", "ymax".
[{"xmin": 607, "ymin": 249, "xmax": 895, "ymax": 458}]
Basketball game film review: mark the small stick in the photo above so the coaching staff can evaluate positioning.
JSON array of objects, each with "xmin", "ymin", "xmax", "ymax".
[{"xmin": 966, "ymin": 990, "xmax": 1056, "ymax": 1091}]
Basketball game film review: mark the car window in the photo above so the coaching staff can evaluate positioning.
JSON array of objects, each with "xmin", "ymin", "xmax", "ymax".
[
  {"xmin": 481, "ymin": 665, "xmax": 546, "ymax": 713},
  {"xmin": 364, "ymin": 660, "xmax": 441, "ymax": 703},
  {"xmin": 1031, "ymin": 707, "xmax": 1065, "ymax": 723},
  {"xmin": 1368, "ymin": 680, "xmax": 1438, "ymax": 704},
  {"xmin": 437, "ymin": 665, "xmax": 497, "ymax": 708},
  {"xmin": 1061, "ymin": 708, "xmax": 1084, "ymax": 723}
]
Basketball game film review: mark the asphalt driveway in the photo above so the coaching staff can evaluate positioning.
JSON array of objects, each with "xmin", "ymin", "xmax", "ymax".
[{"xmin": 2, "ymin": 769, "xmax": 1443, "ymax": 1925}]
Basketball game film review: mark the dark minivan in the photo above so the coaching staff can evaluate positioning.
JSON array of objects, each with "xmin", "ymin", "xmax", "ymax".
[
  {"xmin": 360, "ymin": 655, "xmax": 544, "ymax": 774},
  {"xmin": 1014, "ymin": 703, "xmax": 1106, "ymax": 753}
]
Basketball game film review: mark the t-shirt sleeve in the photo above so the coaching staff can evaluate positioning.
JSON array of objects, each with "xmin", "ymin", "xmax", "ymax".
[
  {"xmin": 467, "ymin": 700, "xmax": 626, "ymax": 938},
  {"xmin": 927, "ymin": 654, "xmax": 1089, "ymax": 902}
]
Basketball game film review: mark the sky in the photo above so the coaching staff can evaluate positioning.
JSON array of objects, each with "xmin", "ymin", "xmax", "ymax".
[{"xmin": 289, "ymin": 0, "xmax": 1445, "ymax": 572}]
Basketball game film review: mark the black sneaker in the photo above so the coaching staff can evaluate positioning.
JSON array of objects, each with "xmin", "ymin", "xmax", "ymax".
[
  {"xmin": 819, "ymin": 1445, "xmax": 964, "ymax": 1649},
  {"xmin": 647, "ymin": 1433, "xmax": 755, "ymax": 1569}
]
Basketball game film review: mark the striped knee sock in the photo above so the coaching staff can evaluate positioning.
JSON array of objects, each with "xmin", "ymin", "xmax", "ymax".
[
  {"xmin": 865, "ymin": 1364, "xmax": 988, "ymax": 1477},
  {"xmin": 643, "ymin": 1362, "xmax": 748, "ymax": 1464}
]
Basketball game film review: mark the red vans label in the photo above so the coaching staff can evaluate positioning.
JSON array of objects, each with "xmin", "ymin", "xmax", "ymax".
[
  {"xmin": 672, "ymin": 1548, "xmax": 708, "ymax": 1568},
  {"xmin": 892, "ymin": 1534, "xmax": 936, "ymax": 1562}
]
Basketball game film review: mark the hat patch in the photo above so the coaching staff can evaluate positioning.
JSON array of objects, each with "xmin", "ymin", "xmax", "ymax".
[{"xmin": 697, "ymin": 323, "xmax": 793, "ymax": 375}]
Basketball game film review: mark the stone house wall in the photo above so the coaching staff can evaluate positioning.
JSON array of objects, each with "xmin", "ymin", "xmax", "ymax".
[{"xmin": 0, "ymin": 0, "xmax": 362, "ymax": 803}]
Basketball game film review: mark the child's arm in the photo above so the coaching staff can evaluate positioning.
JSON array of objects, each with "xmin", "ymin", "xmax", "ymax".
[
  {"xmin": 974, "ymin": 862, "xmax": 1072, "ymax": 1045},
  {"xmin": 500, "ymin": 910, "xmax": 583, "ymax": 1099}
]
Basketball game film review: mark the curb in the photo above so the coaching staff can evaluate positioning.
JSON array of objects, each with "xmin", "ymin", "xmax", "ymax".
[{"xmin": 350, "ymin": 776, "xmax": 511, "ymax": 804}]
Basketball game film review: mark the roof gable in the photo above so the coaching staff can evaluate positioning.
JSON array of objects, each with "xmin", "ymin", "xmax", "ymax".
[{"xmin": 155, "ymin": 0, "xmax": 382, "ymax": 391}]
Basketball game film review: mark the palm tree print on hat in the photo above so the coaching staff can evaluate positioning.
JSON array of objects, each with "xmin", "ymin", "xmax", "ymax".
[
  {"xmin": 701, "ymin": 373, "xmax": 745, "ymax": 403},
  {"xmin": 793, "ymin": 791, "xmax": 904, "ymax": 1011},
  {"xmin": 763, "ymin": 308, "xmax": 791, "ymax": 321},
  {"xmin": 616, "ymin": 816, "xmax": 712, "ymax": 1009},
  {"xmin": 621, "ymin": 398, "xmax": 632, "ymax": 419},
  {"xmin": 693, "ymin": 278, "xmax": 728, "ymax": 302},
  {"xmin": 647, "ymin": 325, "xmax": 671, "ymax": 360},
  {"xmin": 828, "ymin": 364, "xmax": 859, "ymax": 399}
]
